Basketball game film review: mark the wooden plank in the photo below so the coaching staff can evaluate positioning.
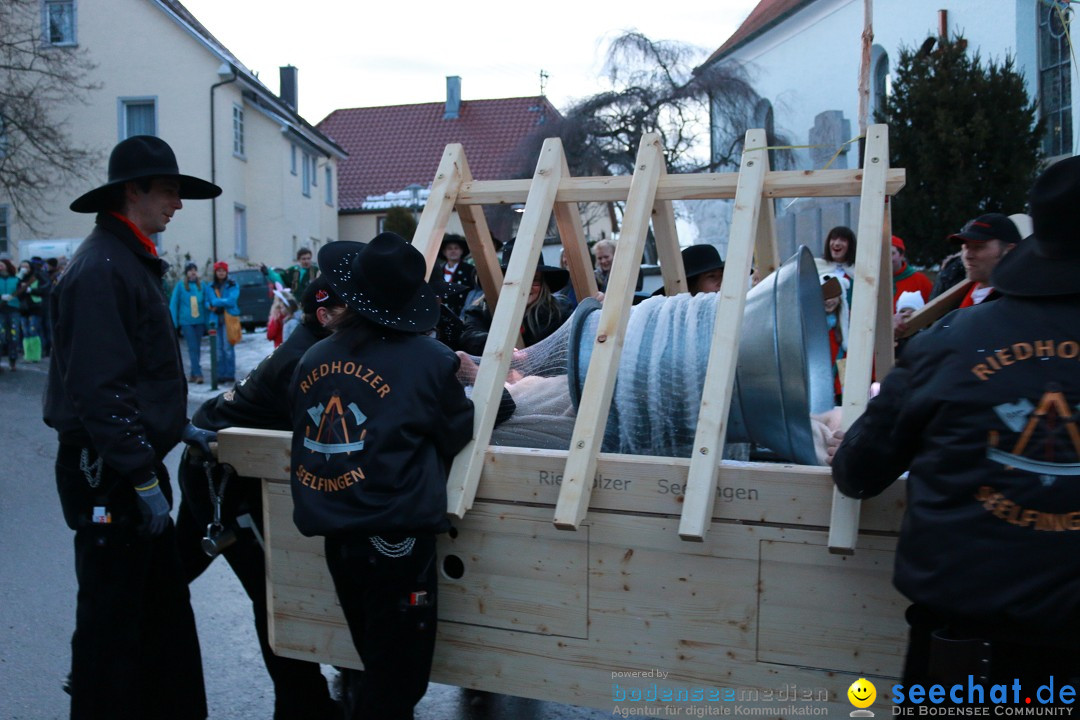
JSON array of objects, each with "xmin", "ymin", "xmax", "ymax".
[
  {"xmin": 898, "ymin": 278, "xmax": 972, "ymax": 338},
  {"xmin": 221, "ymin": 433, "xmax": 906, "ymax": 534},
  {"xmin": 446, "ymin": 138, "xmax": 567, "ymax": 518},
  {"xmin": 552, "ymin": 152, "xmax": 599, "ymax": 301},
  {"xmin": 452, "ymin": 149, "xmax": 503, "ymax": 308},
  {"xmin": 455, "ymin": 168, "xmax": 906, "ymax": 205},
  {"xmin": 678, "ymin": 129, "xmax": 769, "ymax": 541},
  {"xmin": 553, "ymin": 133, "xmax": 665, "ymax": 529},
  {"xmin": 217, "ymin": 427, "xmax": 291, "ymax": 480},
  {"xmin": 412, "ymin": 143, "xmax": 467, "ymax": 275},
  {"xmin": 651, "ymin": 172, "xmax": 687, "ymax": 296},
  {"xmin": 828, "ymin": 123, "xmax": 890, "ymax": 554},
  {"xmin": 874, "ymin": 197, "xmax": 896, "ymax": 377},
  {"xmin": 259, "ymin": 500, "xmax": 906, "ymax": 713},
  {"xmin": 758, "ymin": 538, "xmax": 906, "ymax": 675},
  {"xmin": 751, "ymin": 167, "xmax": 780, "ymax": 278}
]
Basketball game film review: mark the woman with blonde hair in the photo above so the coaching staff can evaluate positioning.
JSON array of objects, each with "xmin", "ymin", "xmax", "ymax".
[{"xmin": 458, "ymin": 243, "xmax": 572, "ymax": 355}]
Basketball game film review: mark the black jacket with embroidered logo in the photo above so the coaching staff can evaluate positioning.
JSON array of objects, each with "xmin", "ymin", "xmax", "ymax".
[
  {"xmin": 832, "ymin": 295, "xmax": 1080, "ymax": 638},
  {"xmin": 289, "ymin": 327, "xmax": 474, "ymax": 538},
  {"xmin": 43, "ymin": 212, "xmax": 186, "ymax": 488}
]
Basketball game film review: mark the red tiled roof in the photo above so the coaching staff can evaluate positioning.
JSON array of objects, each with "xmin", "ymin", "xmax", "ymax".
[
  {"xmin": 317, "ymin": 96, "xmax": 561, "ymax": 212},
  {"xmin": 701, "ymin": 0, "xmax": 815, "ymax": 67}
]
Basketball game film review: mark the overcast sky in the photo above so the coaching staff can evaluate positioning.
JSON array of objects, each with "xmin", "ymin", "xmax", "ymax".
[{"xmin": 179, "ymin": 0, "xmax": 760, "ymax": 125}]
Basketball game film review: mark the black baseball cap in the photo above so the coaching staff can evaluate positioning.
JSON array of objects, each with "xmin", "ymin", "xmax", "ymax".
[{"xmin": 948, "ymin": 213, "xmax": 1021, "ymax": 245}]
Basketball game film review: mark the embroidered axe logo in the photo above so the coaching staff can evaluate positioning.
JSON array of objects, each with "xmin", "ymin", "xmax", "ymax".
[
  {"xmin": 988, "ymin": 388, "xmax": 1080, "ymax": 483},
  {"xmin": 304, "ymin": 394, "xmax": 367, "ymax": 458}
]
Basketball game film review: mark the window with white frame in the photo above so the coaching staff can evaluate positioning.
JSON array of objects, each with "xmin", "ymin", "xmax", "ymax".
[
  {"xmin": 234, "ymin": 204, "xmax": 247, "ymax": 258},
  {"xmin": 232, "ymin": 104, "xmax": 245, "ymax": 158},
  {"xmin": 301, "ymin": 151, "xmax": 312, "ymax": 197},
  {"xmin": 290, "ymin": 144, "xmax": 297, "ymax": 175},
  {"xmin": 0, "ymin": 206, "xmax": 9, "ymax": 255},
  {"xmin": 324, "ymin": 166, "xmax": 332, "ymax": 205},
  {"xmin": 44, "ymin": 0, "xmax": 76, "ymax": 46},
  {"xmin": 311, "ymin": 156, "xmax": 318, "ymax": 187},
  {"xmin": 1038, "ymin": 0, "xmax": 1073, "ymax": 156},
  {"xmin": 120, "ymin": 98, "xmax": 156, "ymax": 139}
]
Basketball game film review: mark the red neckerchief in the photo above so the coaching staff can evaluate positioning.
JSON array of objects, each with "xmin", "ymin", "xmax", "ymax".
[
  {"xmin": 109, "ymin": 212, "xmax": 158, "ymax": 257},
  {"xmin": 958, "ymin": 283, "xmax": 991, "ymax": 308}
]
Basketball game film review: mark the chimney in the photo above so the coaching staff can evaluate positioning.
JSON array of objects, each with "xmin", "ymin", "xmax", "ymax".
[
  {"xmin": 280, "ymin": 65, "xmax": 298, "ymax": 111},
  {"xmin": 444, "ymin": 76, "xmax": 461, "ymax": 120}
]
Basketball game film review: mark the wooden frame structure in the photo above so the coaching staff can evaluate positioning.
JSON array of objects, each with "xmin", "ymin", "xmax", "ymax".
[{"xmin": 218, "ymin": 125, "xmax": 909, "ymax": 714}]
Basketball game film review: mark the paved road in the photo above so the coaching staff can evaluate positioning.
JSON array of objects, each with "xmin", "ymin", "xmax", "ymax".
[{"xmin": 0, "ymin": 342, "xmax": 608, "ymax": 719}]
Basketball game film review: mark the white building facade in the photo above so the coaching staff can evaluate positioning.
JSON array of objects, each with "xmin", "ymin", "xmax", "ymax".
[
  {"xmin": 2, "ymin": 0, "xmax": 345, "ymax": 271},
  {"xmin": 700, "ymin": 0, "xmax": 1070, "ymax": 259}
]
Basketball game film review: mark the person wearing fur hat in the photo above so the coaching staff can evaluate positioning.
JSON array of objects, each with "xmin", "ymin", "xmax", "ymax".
[
  {"xmin": 830, "ymin": 157, "xmax": 1080, "ymax": 686},
  {"xmin": 290, "ymin": 232, "xmax": 474, "ymax": 720},
  {"xmin": 170, "ymin": 261, "xmax": 209, "ymax": 383},
  {"xmin": 43, "ymin": 135, "xmax": 221, "ymax": 719},
  {"xmin": 176, "ymin": 275, "xmax": 347, "ymax": 720}
]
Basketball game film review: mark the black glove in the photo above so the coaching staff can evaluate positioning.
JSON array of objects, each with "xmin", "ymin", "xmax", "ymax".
[
  {"xmin": 181, "ymin": 422, "xmax": 217, "ymax": 459},
  {"xmin": 134, "ymin": 474, "xmax": 170, "ymax": 536}
]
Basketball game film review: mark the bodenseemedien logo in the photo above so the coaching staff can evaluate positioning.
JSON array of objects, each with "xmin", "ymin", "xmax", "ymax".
[{"xmin": 849, "ymin": 678, "xmax": 877, "ymax": 717}]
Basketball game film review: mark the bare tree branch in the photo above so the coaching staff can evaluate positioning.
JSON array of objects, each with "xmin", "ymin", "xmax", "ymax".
[{"xmin": 0, "ymin": 0, "xmax": 101, "ymax": 235}]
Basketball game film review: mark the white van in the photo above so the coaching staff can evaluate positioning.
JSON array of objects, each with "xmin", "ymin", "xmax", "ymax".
[{"xmin": 16, "ymin": 238, "xmax": 83, "ymax": 261}]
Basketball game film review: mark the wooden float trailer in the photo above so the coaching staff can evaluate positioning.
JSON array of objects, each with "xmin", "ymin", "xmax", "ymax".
[{"xmin": 218, "ymin": 125, "xmax": 910, "ymax": 715}]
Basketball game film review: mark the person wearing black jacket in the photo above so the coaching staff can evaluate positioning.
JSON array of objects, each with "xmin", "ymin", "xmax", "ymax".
[
  {"xmin": 830, "ymin": 157, "xmax": 1080, "ymax": 688},
  {"xmin": 176, "ymin": 275, "xmax": 346, "ymax": 719},
  {"xmin": 43, "ymin": 136, "xmax": 220, "ymax": 720},
  {"xmin": 291, "ymin": 233, "xmax": 474, "ymax": 720},
  {"xmin": 432, "ymin": 233, "xmax": 476, "ymax": 317}
]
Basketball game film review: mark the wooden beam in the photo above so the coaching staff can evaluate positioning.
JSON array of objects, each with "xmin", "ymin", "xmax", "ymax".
[
  {"xmin": 678, "ymin": 129, "xmax": 770, "ymax": 541},
  {"xmin": 455, "ymin": 153, "xmax": 504, "ymax": 308},
  {"xmin": 898, "ymin": 279, "xmax": 971, "ymax": 338},
  {"xmin": 455, "ymin": 169, "xmax": 906, "ymax": 205},
  {"xmin": 873, "ymin": 197, "xmax": 896, "ymax": 378},
  {"xmin": 828, "ymin": 123, "xmax": 890, "ymax": 554},
  {"xmin": 553, "ymin": 153, "xmax": 599, "ymax": 301},
  {"xmin": 413, "ymin": 144, "xmax": 467, "ymax": 275},
  {"xmin": 651, "ymin": 170, "xmax": 686, "ymax": 297},
  {"xmin": 446, "ymin": 138, "xmax": 567, "ymax": 518},
  {"xmin": 553, "ymin": 134, "xmax": 664, "ymax": 529}
]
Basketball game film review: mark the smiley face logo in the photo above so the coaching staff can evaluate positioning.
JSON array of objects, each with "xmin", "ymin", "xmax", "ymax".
[{"xmin": 848, "ymin": 678, "xmax": 876, "ymax": 709}]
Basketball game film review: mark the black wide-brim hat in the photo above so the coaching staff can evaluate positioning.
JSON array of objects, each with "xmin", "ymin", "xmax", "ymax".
[
  {"xmin": 319, "ymin": 233, "xmax": 439, "ymax": 332},
  {"xmin": 499, "ymin": 241, "xmax": 569, "ymax": 292},
  {"xmin": 70, "ymin": 135, "xmax": 222, "ymax": 213},
  {"xmin": 992, "ymin": 156, "xmax": 1080, "ymax": 297},
  {"xmin": 682, "ymin": 244, "xmax": 725, "ymax": 279},
  {"xmin": 440, "ymin": 233, "xmax": 470, "ymax": 258}
]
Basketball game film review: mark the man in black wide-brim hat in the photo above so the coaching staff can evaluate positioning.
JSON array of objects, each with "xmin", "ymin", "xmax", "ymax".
[
  {"xmin": 830, "ymin": 156, "xmax": 1080, "ymax": 688},
  {"xmin": 44, "ymin": 135, "xmax": 221, "ymax": 720},
  {"xmin": 290, "ymin": 232, "xmax": 474, "ymax": 720}
]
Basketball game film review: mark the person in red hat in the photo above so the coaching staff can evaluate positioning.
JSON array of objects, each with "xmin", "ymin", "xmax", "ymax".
[
  {"xmin": 830, "ymin": 157, "xmax": 1080, "ymax": 688},
  {"xmin": 43, "ymin": 135, "xmax": 220, "ymax": 720},
  {"xmin": 206, "ymin": 260, "xmax": 240, "ymax": 383},
  {"xmin": 890, "ymin": 235, "xmax": 932, "ymax": 311}
]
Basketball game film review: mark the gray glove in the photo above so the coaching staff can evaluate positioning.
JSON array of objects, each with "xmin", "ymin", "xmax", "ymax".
[
  {"xmin": 134, "ymin": 476, "xmax": 170, "ymax": 536},
  {"xmin": 181, "ymin": 422, "xmax": 217, "ymax": 459}
]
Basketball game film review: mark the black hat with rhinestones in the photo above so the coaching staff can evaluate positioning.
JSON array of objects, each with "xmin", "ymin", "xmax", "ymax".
[{"xmin": 318, "ymin": 233, "xmax": 439, "ymax": 331}]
